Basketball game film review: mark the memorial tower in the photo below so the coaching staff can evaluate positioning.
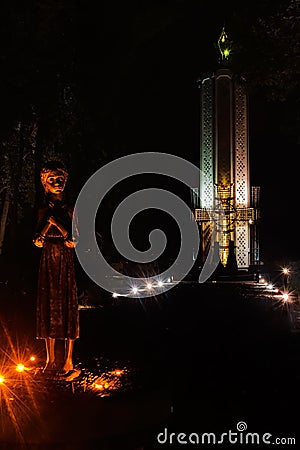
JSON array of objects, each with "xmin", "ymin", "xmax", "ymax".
[{"xmin": 192, "ymin": 27, "xmax": 260, "ymax": 271}]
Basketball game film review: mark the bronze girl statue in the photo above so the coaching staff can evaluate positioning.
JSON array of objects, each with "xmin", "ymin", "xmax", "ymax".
[{"xmin": 33, "ymin": 161, "xmax": 79, "ymax": 377}]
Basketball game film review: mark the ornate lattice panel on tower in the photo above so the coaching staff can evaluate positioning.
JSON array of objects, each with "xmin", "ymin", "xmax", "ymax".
[
  {"xmin": 234, "ymin": 82, "xmax": 250, "ymax": 268},
  {"xmin": 200, "ymin": 77, "xmax": 214, "ymax": 209}
]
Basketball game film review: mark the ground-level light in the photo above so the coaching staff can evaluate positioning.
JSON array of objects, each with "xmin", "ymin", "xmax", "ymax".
[{"xmin": 16, "ymin": 364, "xmax": 25, "ymax": 373}]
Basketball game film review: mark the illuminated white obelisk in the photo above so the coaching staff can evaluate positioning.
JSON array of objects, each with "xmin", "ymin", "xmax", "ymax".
[{"xmin": 194, "ymin": 27, "xmax": 260, "ymax": 270}]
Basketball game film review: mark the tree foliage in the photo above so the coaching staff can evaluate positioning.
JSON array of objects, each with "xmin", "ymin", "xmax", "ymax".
[{"xmin": 229, "ymin": 0, "xmax": 299, "ymax": 101}]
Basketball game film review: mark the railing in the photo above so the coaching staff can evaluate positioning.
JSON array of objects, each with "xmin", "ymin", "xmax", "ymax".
[{"xmin": 193, "ymin": 207, "xmax": 255, "ymax": 222}]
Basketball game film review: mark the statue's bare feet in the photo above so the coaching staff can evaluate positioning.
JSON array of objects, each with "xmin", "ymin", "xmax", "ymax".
[
  {"xmin": 61, "ymin": 361, "xmax": 73, "ymax": 374},
  {"xmin": 60, "ymin": 368, "xmax": 81, "ymax": 381},
  {"xmin": 60, "ymin": 364, "xmax": 81, "ymax": 381},
  {"xmin": 43, "ymin": 361, "xmax": 57, "ymax": 373}
]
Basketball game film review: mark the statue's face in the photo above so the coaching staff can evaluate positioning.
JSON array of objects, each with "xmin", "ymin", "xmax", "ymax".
[{"xmin": 44, "ymin": 171, "xmax": 67, "ymax": 195}]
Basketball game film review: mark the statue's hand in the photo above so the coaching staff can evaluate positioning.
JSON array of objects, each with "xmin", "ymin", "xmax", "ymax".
[
  {"xmin": 65, "ymin": 239, "xmax": 76, "ymax": 248},
  {"xmin": 33, "ymin": 235, "xmax": 44, "ymax": 248},
  {"xmin": 64, "ymin": 234, "xmax": 78, "ymax": 248}
]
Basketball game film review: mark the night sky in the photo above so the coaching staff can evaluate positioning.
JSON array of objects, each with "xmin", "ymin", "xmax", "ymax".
[{"xmin": 1, "ymin": 0, "xmax": 299, "ymax": 267}]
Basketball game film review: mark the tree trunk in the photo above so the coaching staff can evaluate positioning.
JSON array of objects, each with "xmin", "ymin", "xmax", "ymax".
[
  {"xmin": 0, "ymin": 189, "xmax": 10, "ymax": 255},
  {"xmin": 8, "ymin": 122, "xmax": 24, "ymax": 253}
]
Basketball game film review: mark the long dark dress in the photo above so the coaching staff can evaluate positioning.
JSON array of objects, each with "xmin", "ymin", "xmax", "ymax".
[{"xmin": 34, "ymin": 200, "xmax": 79, "ymax": 340}]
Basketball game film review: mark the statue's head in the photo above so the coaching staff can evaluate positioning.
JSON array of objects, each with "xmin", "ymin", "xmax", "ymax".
[{"xmin": 40, "ymin": 161, "xmax": 68, "ymax": 195}]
